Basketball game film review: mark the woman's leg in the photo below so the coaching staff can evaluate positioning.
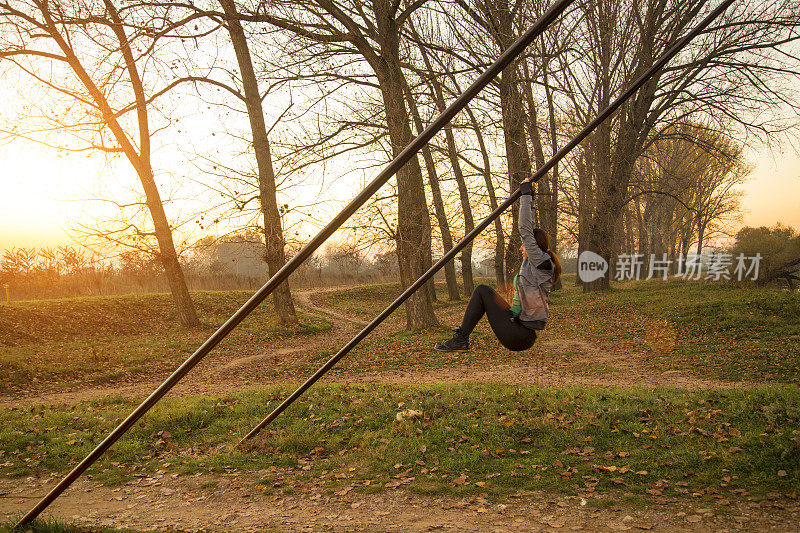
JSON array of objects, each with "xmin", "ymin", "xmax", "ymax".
[
  {"xmin": 458, "ymin": 284, "xmax": 510, "ymax": 336},
  {"xmin": 458, "ymin": 285, "xmax": 537, "ymax": 351}
]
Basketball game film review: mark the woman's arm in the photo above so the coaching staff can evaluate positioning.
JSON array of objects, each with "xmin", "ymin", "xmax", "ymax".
[{"xmin": 518, "ymin": 179, "xmax": 549, "ymax": 265}]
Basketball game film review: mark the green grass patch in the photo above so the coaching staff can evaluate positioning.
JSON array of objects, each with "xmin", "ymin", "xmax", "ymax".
[
  {"xmin": 3, "ymin": 279, "xmax": 798, "ymax": 393},
  {"xmin": 2, "ymin": 384, "xmax": 798, "ymax": 506},
  {"xmin": 548, "ymin": 278, "xmax": 800, "ymax": 383},
  {"xmin": 0, "ymin": 291, "xmax": 330, "ymax": 390},
  {"xmin": 317, "ymin": 281, "xmax": 465, "ymax": 320},
  {"xmin": 322, "ymin": 277, "xmax": 800, "ymax": 383}
]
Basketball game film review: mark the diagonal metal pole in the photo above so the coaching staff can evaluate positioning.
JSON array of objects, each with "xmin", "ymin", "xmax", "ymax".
[
  {"xmin": 237, "ymin": 0, "xmax": 737, "ymax": 446},
  {"xmin": 15, "ymin": 0, "xmax": 574, "ymax": 527}
]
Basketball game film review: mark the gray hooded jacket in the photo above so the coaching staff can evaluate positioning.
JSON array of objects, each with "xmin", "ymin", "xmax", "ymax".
[{"xmin": 516, "ymin": 192, "xmax": 554, "ymax": 329}]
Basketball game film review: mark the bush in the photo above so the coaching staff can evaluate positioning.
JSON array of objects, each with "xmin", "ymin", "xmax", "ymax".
[{"xmin": 730, "ymin": 224, "xmax": 800, "ymax": 288}]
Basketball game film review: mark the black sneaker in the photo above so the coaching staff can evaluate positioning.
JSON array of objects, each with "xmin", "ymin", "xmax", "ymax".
[{"xmin": 434, "ymin": 328, "xmax": 469, "ymax": 352}]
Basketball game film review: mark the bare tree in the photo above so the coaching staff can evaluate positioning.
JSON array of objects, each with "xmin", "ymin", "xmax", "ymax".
[
  {"xmin": 411, "ymin": 22, "xmax": 476, "ymax": 295},
  {"xmin": 554, "ymin": 0, "xmax": 800, "ymax": 291},
  {"xmin": 452, "ymin": 0, "xmax": 535, "ymax": 285},
  {"xmin": 0, "ymin": 0, "xmax": 200, "ymax": 325},
  {"xmin": 402, "ymin": 76, "xmax": 461, "ymax": 301},
  {"xmin": 217, "ymin": 0, "xmax": 298, "ymax": 324},
  {"xmin": 683, "ymin": 129, "xmax": 748, "ymax": 255},
  {"xmin": 254, "ymin": 0, "xmax": 438, "ymax": 328}
]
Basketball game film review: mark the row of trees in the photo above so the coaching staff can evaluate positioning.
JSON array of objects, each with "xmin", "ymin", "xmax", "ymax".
[
  {"xmin": 0, "ymin": 246, "xmax": 166, "ymax": 299},
  {"xmin": 1, "ymin": 0, "xmax": 798, "ymax": 328}
]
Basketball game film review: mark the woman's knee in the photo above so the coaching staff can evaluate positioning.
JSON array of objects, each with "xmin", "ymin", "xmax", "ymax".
[{"xmin": 475, "ymin": 284, "xmax": 494, "ymax": 297}]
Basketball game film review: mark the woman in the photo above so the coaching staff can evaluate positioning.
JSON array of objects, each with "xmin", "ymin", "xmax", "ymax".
[{"xmin": 435, "ymin": 177, "xmax": 562, "ymax": 352}]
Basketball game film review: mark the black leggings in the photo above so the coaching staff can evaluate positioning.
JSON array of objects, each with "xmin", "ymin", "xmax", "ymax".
[{"xmin": 459, "ymin": 284, "xmax": 537, "ymax": 351}]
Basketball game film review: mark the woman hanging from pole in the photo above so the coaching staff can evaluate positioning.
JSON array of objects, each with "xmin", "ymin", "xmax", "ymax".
[{"xmin": 435, "ymin": 177, "xmax": 561, "ymax": 352}]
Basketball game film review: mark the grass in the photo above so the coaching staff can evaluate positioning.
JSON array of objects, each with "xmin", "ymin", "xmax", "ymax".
[
  {"xmin": 0, "ymin": 291, "xmax": 330, "ymax": 391},
  {"xmin": 1, "ymin": 383, "xmax": 798, "ymax": 506},
  {"xmin": 3, "ymin": 278, "xmax": 797, "ymax": 392},
  {"xmin": 2, "ymin": 281, "xmax": 800, "ymax": 529},
  {"xmin": 550, "ymin": 277, "xmax": 800, "ymax": 383},
  {"xmin": 319, "ymin": 276, "xmax": 800, "ymax": 384},
  {"xmin": 317, "ymin": 280, "xmax": 466, "ymax": 320}
]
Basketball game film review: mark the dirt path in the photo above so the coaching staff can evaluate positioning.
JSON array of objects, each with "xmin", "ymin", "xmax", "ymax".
[{"xmin": 2, "ymin": 474, "xmax": 798, "ymax": 532}]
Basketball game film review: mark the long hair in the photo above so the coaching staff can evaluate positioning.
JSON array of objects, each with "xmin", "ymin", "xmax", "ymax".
[{"xmin": 533, "ymin": 228, "xmax": 562, "ymax": 283}]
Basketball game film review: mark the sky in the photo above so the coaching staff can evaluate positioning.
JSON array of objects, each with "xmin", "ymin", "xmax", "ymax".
[
  {"xmin": 1, "ymin": 138, "xmax": 798, "ymax": 255},
  {"xmin": 0, "ymin": 146, "xmax": 104, "ymax": 251},
  {"xmin": 740, "ymin": 148, "xmax": 800, "ymax": 229},
  {"xmin": 2, "ymin": 0, "xmax": 798, "ymax": 259}
]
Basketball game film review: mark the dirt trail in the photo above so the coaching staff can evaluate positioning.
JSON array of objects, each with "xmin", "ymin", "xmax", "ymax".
[{"xmin": 2, "ymin": 474, "xmax": 797, "ymax": 532}]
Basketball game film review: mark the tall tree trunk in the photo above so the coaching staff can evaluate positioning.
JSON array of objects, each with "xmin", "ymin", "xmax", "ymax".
[
  {"xmin": 696, "ymin": 214, "xmax": 706, "ymax": 256},
  {"xmin": 220, "ymin": 0, "xmax": 297, "ymax": 325},
  {"xmin": 466, "ymin": 104, "xmax": 505, "ymax": 288},
  {"xmin": 100, "ymin": 0, "xmax": 199, "ymax": 326},
  {"xmin": 497, "ymin": 43, "xmax": 532, "ymax": 286},
  {"xmin": 419, "ymin": 49, "xmax": 475, "ymax": 295},
  {"xmin": 635, "ymin": 196, "xmax": 647, "ymax": 255},
  {"xmin": 373, "ymin": 61, "xmax": 438, "ymax": 329},
  {"xmin": 521, "ymin": 60, "xmax": 556, "ymax": 241},
  {"xmin": 582, "ymin": 6, "xmax": 614, "ymax": 291},
  {"xmin": 455, "ymin": 0, "xmax": 527, "ymax": 293},
  {"xmin": 422, "ymin": 234, "xmax": 437, "ymax": 303},
  {"xmin": 584, "ymin": 105, "xmax": 649, "ymax": 291},
  {"xmin": 576, "ymin": 149, "xmax": 592, "ymax": 286},
  {"xmin": 543, "ymin": 66, "xmax": 560, "ymax": 247},
  {"xmin": 140, "ymin": 169, "xmax": 199, "ymax": 327},
  {"xmin": 438, "ymin": 56, "xmax": 505, "ymax": 288},
  {"xmin": 624, "ymin": 206, "xmax": 634, "ymax": 255},
  {"xmin": 499, "ymin": 67, "xmax": 532, "ymax": 286},
  {"xmin": 581, "ymin": 0, "xmax": 662, "ymax": 291},
  {"xmin": 403, "ymin": 81, "xmax": 460, "ymax": 301}
]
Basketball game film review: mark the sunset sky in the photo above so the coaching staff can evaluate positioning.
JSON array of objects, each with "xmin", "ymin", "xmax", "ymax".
[{"xmin": 1, "ymin": 138, "xmax": 798, "ymax": 255}]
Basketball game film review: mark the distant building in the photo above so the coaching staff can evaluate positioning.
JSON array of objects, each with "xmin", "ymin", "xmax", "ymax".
[{"xmin": 214, "ymin": 241, "xmax": 268, "ymax": 277}]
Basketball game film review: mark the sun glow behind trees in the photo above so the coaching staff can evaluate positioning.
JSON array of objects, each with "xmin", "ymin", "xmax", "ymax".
[{"xmin": 2, "ymin": 125, "xmax": 798, "ymax": 254}]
